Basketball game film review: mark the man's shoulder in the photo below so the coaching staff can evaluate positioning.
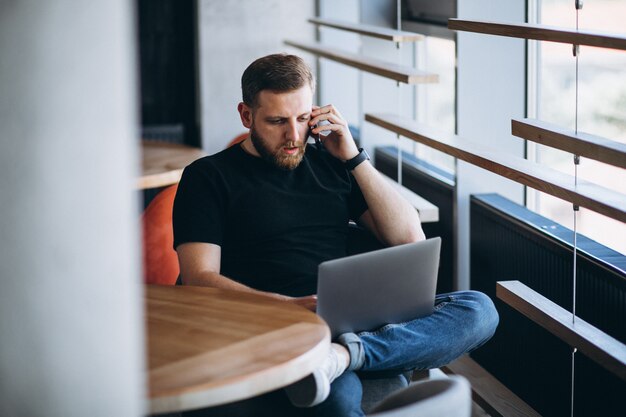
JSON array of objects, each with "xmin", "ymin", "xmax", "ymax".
[
  {"xmin": 179, "ymin": 146, "xmax": 244, "ymax": 190},
  {"xmin": 187, "ymin": 145, "xmax": 240, "ymax": 172}
]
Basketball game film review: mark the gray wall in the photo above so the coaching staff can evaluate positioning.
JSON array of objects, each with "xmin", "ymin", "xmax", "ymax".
[
  {"xmin": 318, "ymin": 0, "xmax": 361, "ymax": 128},
  {"xmin": 455, "ymin": 0, "xmax": 526, "ymax": 289},
  {"xmin": 0, "ymin": 1, "xmax": 144, "ymax": 416},
  {"xmin": 197, "ymin": 0, "xmax": 317, "ymax": 155}
]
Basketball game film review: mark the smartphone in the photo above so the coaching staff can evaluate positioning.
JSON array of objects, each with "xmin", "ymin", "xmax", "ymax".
[{"xmin": 310, "ymin": 120, "xmax": 331, "ymax": 146}]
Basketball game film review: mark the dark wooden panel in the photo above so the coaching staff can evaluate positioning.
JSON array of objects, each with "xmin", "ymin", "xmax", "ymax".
[
  {"xmin": 443, "ymin": 356, "xmax": 541, "ymax": 417},
  {"xmin": 496, "ymin": 280, "xmax": 626, "ymax": 381},
  {"xmin": 284, "ymin": 40, "xmax": 438, "ymax": 84}
]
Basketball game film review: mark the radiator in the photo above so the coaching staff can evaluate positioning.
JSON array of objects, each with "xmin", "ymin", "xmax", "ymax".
[{"xmin": 470, "ymin": 193, "xmax": 626, "ymax": 417}]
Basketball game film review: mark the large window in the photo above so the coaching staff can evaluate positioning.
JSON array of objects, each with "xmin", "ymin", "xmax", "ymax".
[
  {"xmin": 410, "ymin": 35, "xmax": 456, "ymax": 173},
  {"xmin": 530, "ymin": 0, "xmax": 626, "ymax": 254}
]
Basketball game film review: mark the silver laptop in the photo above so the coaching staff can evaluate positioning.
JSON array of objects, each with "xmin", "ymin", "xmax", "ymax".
[{"xmin": 317, "ymin": 237, "xmax": 441, "ymax": 339}]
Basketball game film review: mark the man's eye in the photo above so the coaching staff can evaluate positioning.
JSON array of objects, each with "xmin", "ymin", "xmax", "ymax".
[
  {"xmin": 270, "ymin": 119, "xmax": 284, "ymax": 124},
  {"xmin": 298, "ymin": 117, "xmax": 310, "ymax": 123}
]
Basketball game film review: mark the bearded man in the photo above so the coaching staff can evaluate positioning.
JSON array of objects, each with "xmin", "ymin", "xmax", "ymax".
[{"xmin": 173, "ymin": 53, "xmax": 498, "ymax": 417}]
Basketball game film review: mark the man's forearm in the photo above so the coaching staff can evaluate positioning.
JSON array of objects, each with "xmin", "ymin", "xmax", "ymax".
[
  {"xmin": 308, "ymin": 103, "xmax": 424, "ymax": 244},
  {"xmin": 182, "ymin": 270, "xmax": 291, "ymax": 302},
  {"xmin": 352, "ymin": 160, "xmax": 425, "ymax": 245}
]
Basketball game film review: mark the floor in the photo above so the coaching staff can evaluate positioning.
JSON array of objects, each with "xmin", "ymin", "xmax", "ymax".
[
  {"xmin": 423, "ymin": 368, "xmax": 492, "ymax": 417},
  {"xmin": 472, "ymin": 402, "xmax": 491, "ymax": 417}
]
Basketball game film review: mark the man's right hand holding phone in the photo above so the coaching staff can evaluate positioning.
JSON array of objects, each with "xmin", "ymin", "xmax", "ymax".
[{"xmin": 309, "ymin": 104, "xmax": 360, "ymax": 162}]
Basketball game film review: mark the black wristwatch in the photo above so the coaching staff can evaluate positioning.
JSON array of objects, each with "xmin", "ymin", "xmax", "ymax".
[{"xmin": 345, "ymin": 148, "xmax": 370, "ymax": 171}]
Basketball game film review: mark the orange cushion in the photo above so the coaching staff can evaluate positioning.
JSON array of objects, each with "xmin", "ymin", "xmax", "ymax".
[
  {"xmin": 142, "ymin": 184, "xmax": 180, "ymax": 285},
  {"xmin": 227, "ymin": 132, "xmax": 248, "ymax": 148}
]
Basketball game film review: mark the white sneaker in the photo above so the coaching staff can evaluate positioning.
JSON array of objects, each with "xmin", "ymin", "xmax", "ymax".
[{"xmin": 285, "ymin": 344, "xmax": 348, "ymax": 407}]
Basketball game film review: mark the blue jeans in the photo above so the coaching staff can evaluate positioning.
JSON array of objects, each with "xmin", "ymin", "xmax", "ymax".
[{"xmin": 181, "ymin": 290, "xmax": 498, "ymax": 417}]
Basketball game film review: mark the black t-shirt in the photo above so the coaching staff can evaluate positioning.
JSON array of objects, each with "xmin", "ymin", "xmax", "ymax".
[{"xmin": 172, "ymin": 143, "xmax": 368, "ymax": 296}]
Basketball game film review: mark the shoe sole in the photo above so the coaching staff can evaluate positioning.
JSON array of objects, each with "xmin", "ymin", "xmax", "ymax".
[{"xmin": 284, "ymin": 369, "xmax": 331, "ymax": 408}]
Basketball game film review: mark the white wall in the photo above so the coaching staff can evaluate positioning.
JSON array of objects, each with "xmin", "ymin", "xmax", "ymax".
[
  {"xmin": 318, "ymin": 0, "xmax": 361, "ymax": 128},
  {"xmin": 197, "ymin": 0, "xmax": 317, "ymax": 155},
  {"xmin": 455, "ymin": 0, "xmax": 526, "ymax": 289},
  {"xmin": 359, "ymin": 1, "xmax": 416, "ymax": 161},
  {"xmin": 0, "ymin": 1, "xmax": 144, "ymax": 416}
]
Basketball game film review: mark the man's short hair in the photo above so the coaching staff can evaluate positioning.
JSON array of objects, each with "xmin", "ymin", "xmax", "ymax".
[{"xmin": 241, "ymin": 53, "xmax": 315, "ymax": 108}]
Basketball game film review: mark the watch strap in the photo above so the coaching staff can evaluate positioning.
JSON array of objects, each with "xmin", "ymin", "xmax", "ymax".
[{"xmin": 345, "ymin": 148, "xmax": 370, "ymax": 171}]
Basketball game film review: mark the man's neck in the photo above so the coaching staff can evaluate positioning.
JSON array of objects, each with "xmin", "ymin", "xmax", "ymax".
[{"xmin": 240, "ymin": 137, "xmax": 260, "ymax": 157}]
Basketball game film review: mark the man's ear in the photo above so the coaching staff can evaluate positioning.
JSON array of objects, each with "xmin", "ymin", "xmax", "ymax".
[{"xmin": 238, "ymin": 102, "xmax": 253, "ymax": 129}]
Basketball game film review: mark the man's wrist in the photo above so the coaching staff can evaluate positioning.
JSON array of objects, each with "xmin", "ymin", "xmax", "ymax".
[
  {"xmin": 344, "ymin": 148, "xmax": 370, "ymax": 171},
  {"xmin": 343, "ymin": 149, "xmax": 360, "ymax": 161}
]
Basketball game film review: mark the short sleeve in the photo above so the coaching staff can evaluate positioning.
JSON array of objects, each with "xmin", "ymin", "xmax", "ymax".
[
  {"xmin": 172, "ymin": 162, "xmax": 226, "ymax": 249},
  {"xmin": 347, "ymin": 173, "xmax": 368, "ymax": 221}
]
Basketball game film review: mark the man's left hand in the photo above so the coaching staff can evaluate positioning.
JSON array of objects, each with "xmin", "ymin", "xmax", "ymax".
[{"xmin": 286, "ymin": 294, "xmax": 318, "ymax": 312}]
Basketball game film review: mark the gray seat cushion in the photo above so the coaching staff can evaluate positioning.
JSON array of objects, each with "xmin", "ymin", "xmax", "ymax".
[
  {"xmin": 367, "ymin": 376, "xmax": 471, "ymax": 417},
  {"xmin": 360, "ymin": 373, "xmax": 411, "ymax": 414}
]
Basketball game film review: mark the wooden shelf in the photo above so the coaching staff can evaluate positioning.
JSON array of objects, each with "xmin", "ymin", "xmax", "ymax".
[
  {"xmin": 284, "ymin": 40, "xmax": 438, "ymax": 85},
  {"xmin": 497, "ymin": 281, "xmax": 626, "ymax": 381},
  {"xmin": 443, "ymin": 356, "xmax": 541, "ymax": 417},
  {"xmin": 308, "ymin": 18, "xmax": 424, "ymax": 42},
  {"xmin": 512, "ymin": 118, "xmax": 626, "ymax": 170},
  {"xmin": 365, "ymin": 113, "xmax": 626, "ymax": 223},
  {"xmin": 448, "ymin": 19, "xmax": 626, "ymax": 51}
]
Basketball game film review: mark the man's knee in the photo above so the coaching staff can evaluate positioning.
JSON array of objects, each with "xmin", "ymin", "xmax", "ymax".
[{"xmin": 458, "ymin": 290, "xmax": 499, "ymax": 344}]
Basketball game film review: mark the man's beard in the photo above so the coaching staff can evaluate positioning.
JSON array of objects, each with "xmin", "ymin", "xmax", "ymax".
[{"xmin": 249, "ymin": 125, "xmax": 306, "ymax": 170}]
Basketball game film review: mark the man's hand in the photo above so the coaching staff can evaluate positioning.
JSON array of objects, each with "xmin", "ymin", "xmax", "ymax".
[
  {"xmin": 310, "ymin": 104, "xmax": 359, "ymax": 162},
  {"xmin": 285, "ymin": 294, "xmax": 318, "ymax": 312}
]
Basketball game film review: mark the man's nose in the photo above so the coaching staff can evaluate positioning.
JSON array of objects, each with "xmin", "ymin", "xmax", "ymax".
[{"xmin": 285, "ymin": 120, "xmax": 300, "ymax": 142}]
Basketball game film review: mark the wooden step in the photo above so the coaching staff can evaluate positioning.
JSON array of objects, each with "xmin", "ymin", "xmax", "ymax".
[
  {"xmin": 284, "ymin": 40, "xmax": 438, "ymax": 85},
  {"xmin": 497, "ymin": 280, "xmax": 626, "ymax": 381},
  {"xmin": 365, "ymin": 112, "xmax": 626, "ymax": 223},
  {"xmin": 443, "ymin": 356, "xmax": 541, "ymax": 417},
  {"xmin": 511, "ymin": 118, "xmax": 626, "ymax": 170},
  {"xmin": 309, "ymin": 17, "xmax": 424, "ymax": 42},
  {"xmin": 448, "ymin": 19, "xmax": 626, "ymax": 51}
]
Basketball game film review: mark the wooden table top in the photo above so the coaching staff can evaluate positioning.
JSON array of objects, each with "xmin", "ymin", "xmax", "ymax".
[
  {"xmin": 146, "ymin": 285, "xmax": 331, "ymax": 414},
  {"xmin": 138, "ymin": 141, "xmax": 206, "ymax": 190}
]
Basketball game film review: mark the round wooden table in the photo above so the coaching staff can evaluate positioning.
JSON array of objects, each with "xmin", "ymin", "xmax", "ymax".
[
  {"xmin": 146, "ymin": 285, "xmax": 331, "ymax": 414},
  {"xmin": 138, "ymin": 141, "xmax": 206, "ymax": 190}
]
